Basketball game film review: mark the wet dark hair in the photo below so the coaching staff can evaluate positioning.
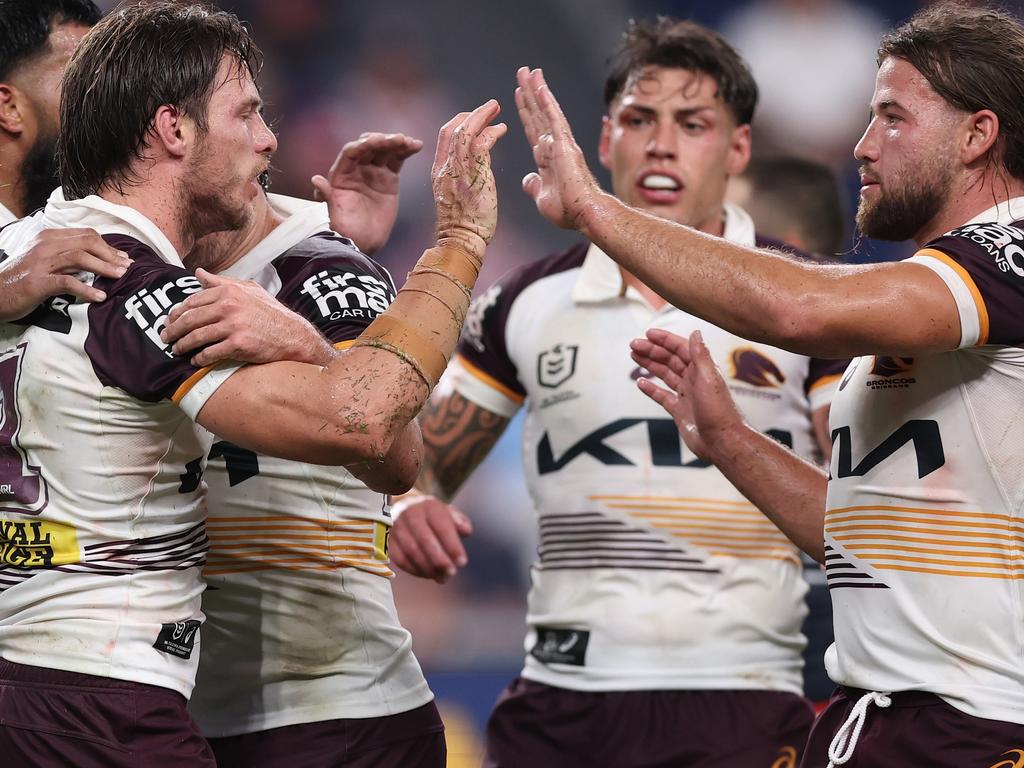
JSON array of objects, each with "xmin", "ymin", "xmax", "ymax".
[
  {"xmin": 879, "ymin": 2, "xmax": 1024, "ymax": 181},
  {"xmin": 58, "ymin": 0, "xmax": 262, "ymax": 198},
  {"xmin": 0, "ymin": 0, "xmax": 100, "ymax": 82},
  {"xmin": 604, "ymin": 17, "xmax": 758, "ymax": 126}
]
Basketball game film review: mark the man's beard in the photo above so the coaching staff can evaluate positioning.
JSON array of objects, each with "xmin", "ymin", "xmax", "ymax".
[
  {"xmin": 856, "ymin": 160, "xmax": 953, "ymax": 242},
  {"xmin": 20, "ymin": 133, "xmax": 59, "ymax": 213},
  {"xmin": 182, "ymin": 144, "xmax": 256, "ymax": 242}
]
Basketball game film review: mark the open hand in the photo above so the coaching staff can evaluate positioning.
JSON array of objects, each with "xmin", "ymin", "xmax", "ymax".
[
  {"xmin": 431, "ymin": 100, "xmax": 507, "ymax": 260},
  {"xmin": 515, "ymin": 66, "xmax": 604, "ymax": 231},
  {"xmin": 312, "ymin": 132, "xmax": 423, "ymax": 255},
  {"xmin": 0, "ymin": 228, "xmax": 131, "ymax": 321},
  {"xmin": 630, "ymin": 329, "xmax": 745, "ymax": 461}
]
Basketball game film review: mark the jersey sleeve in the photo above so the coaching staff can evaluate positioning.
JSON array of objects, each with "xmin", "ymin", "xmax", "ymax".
[
  {"xmin": 451, "ymin": 278, "xmax": 525, "ymax": 419},
  {"xmin": 804, "ymin": 356, "xmax": 851, "ymax": 411},
  {"xmin": 908, "ymin": 222, "xmax": 1024, "ymax": 347},
  {"xmin": 85, "ymin": 235, "xmax": 243, "ymax": 420},
  {"xmin": 271, "ymin": 233, "xmax": 397, "ymax": 349}
]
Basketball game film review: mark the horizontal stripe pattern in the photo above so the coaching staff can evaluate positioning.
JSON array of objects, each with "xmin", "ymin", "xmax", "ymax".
[
  {"xmin": 204, "ymin": 515, "xmax": 391, "ymax": 578},
  {"xmin": 591, "ymin": 494, "xmax": 801, "ymax": 565},
  {"xmin": 538, "ymin": 512, "xmax": 719, "ymax": 573},
  {"xmin": 825, "ymin": 504, "xmax": 1024, "ymax": 580},
  {"xmin": 0, "ymin": 521, "xmax": 209, "ymax": 592},
  {"xmin": 824, "ymin": 545, "xmax": 889, "ymax": 590}
]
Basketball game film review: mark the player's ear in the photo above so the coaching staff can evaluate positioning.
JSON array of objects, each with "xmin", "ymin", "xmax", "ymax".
[
  {"xmin": 150, "ymin": 104, "xmax": 190, "ymax": 160},
  {"xmin": 598, "ymin": 115, "xmax": 613, "ymax": 171},
  {"xmin": 726, "ymin": 122, "xmax": 751, "ymax": 177},
  {"xmin": 0, "ymin": 84, "xmax": 27, "ymax": 135},
  {"xmin": 961, "ymin": 109, "xmax": 998, "ymax": 167}
]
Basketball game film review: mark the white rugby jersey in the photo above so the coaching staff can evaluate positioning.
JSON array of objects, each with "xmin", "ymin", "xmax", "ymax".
[
  {"xmin": 824, "ymin": 197, "xmax": 1024, "ymax": 725},
  {"xmin": 189, "ymin": 195, "xmax": 432, "ymax": 737},
  {"xmin": 450, "ymin": 204, "xmax": 846, "ymax": 693},
  {"xmin": 0, "ymin": 193, "xmax": 242, "ymax": 696},
  {"xmin": 0, "ymin": 201, "xmax": 16, "ymax": 227}
]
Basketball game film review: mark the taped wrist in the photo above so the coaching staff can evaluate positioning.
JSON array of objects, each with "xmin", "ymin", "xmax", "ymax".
[{"xmin": 351, "ymin": 244, "xmax": 483, "ymax": 388}]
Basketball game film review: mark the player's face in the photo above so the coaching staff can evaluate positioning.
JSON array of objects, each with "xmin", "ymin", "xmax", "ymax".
[
  {"xmin": 184, "ymin": 57, "xmax": 277, "ymax": 237},
  {"xmin": 15, "ymin": 22, "xmax": 91, "ymax": 211},
  {"xmin": 854, "ymin": 57, "xmax": 960, "ymax": 243},
  {"xmin": 599, "ymin": 66, "xmax": 751, "ymax": 235}
]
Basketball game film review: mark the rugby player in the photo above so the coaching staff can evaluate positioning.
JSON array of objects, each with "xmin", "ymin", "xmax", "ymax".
[
  {"xmin": 517, "ymin": 2, "xmax": 1024, "ymax": 764},
  {"xmin": 0, "ymin": 3, "xmax": 504, "ymax": 766},
  {"xmin": 0, "ymin": 1, "xmax": 132, "ymax": 320},
  {"xmin": 164, "ymin": 167, "xmax": 447, "ymax": 765},
  {"xmin": 389, "ymin": 20, "xmax": 845, "ymax": 768}
]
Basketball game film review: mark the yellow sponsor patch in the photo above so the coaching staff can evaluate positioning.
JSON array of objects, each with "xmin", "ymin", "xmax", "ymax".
[
  {"xmin": 374, "ymin": 521, "xmax": 390, "ymax": 561},
  {"xmin": 0, "ymin": 519, "xmax": 80, "ymax": 568}
]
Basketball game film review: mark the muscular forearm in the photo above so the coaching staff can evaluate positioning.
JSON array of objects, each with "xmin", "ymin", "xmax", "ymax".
[
  {"xmin": 580, "ymin": 193, "xmax": 958, "ymax": 358},
  {"xmin": 415, "ymin": 391, "xmax": 510, "ymax": 501},
  {"xmin": 706, "ymin": 421, "xmax": 829, "ymax": 563}
]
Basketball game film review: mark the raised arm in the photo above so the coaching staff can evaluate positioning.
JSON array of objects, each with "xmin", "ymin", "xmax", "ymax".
[
  {"xmin": 515, "ymin": 67, "xmax": 961, "ymax": 359},
  {"xmin": 194, "ymin": 101, "xmax": 507, "ymax": 465}
]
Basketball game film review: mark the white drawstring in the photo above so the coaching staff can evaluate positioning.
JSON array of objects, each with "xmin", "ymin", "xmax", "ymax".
[{"xmin": 826, "ymin": 690, "xmax": 892, "ymax": 767}]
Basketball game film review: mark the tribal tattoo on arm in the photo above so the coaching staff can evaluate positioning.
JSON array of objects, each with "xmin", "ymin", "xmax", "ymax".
[{"xmin": 417, "ymin": 390, "xmax": 511, "ymax": 501}]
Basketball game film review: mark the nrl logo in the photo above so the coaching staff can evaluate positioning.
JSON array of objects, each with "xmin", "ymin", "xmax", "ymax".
[{"xmin": 537, "ymin": 343, "xmax": 578, "ymax": 388}]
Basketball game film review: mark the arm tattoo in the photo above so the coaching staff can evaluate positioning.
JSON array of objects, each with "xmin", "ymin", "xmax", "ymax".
[{"xmin": 417, "ymin": 390, "xmax": 510, "ymax": 501}]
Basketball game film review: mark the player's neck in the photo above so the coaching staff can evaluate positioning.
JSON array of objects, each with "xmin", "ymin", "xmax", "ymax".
[
  {"xmin": 913, "ymin": 171, "xmax": 1024, "ymax": 245},
  {"xmin": 100, "ymin": 180, "xmax": 194, "ymax": 257},
  {"xmin": 202, "ymin": 201, "xmax": 284, "ymax": 273},
  {"xmin": 0, "ymin": 142, "xmax": 27, "ymax": 218}
]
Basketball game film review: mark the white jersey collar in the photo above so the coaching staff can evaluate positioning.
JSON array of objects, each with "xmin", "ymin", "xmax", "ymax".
[
  {"xmin": 0, "ymin": 200, "xmax": 17, "ymax": 227},
  {"xmin": 960, "ymin": 196, "xmax": 1024, "ymax": 228},
  {"xmin": 573, "ymin": 202, "xmax": 757, "ymax": 304},
  {"xmin": 220, "ymin": 193, "xmax": 331, "ymax": 280},
  {"xmin": 43, "ymin": 188, "xmax": 183, "ymax": 266}
]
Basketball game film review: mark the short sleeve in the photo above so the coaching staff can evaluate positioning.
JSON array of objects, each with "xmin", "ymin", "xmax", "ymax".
[
  {"xmin": 804, "ymin": 357, "xmax": 851, "ymax": 411},
  {"xmin": 85, "ymin": 235, "xmax": 242, "ymax": 418},
  {"xmin": 908, "ymin": 222, "xmax": 1024, "ymax": 347},
  {"xmin": 271, "ymin": 233, "xmax": 396, "ymax": 347},
  {"xmin": 452, "ymin": 278, "xmax": 525, "ymax": 418}
]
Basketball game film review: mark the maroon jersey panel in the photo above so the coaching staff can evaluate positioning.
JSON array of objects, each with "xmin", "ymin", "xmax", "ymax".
[
  {"xmin": 924, "ymin": 220, "xmax": 1024, "ymax": 345},
  {"xmin": 85, "ymin": 235, "xmax": 209, "ymax": 403},
  {"xmin": 271, "ymin": 233, "xmax": 396, "ymax": 345}
]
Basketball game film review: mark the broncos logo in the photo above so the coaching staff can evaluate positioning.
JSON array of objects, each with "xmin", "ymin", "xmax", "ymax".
[
  {"xmin": 731, "ymin": 348, "xmax": 785, "ymax": 388},
  {"xmin": 991, "ymin": 749, "xmax": 1024, "ymax": 768},
  {"xmin": 871, "ymin": 356, "xmax": 914, "ymax": 377}
]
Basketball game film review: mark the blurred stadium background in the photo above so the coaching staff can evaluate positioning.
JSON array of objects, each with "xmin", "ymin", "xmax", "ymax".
[{"xmin": 96, "ymin": 0, "xmax": 1023, "ymax": 762}]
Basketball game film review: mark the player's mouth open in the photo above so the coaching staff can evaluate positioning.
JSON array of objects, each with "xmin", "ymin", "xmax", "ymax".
[{"xmin": 638, "ymin": 172, "xmax": 682, "ymax": 202}]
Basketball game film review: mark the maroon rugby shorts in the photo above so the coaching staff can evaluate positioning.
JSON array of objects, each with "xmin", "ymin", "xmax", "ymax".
[
  {"xmin": 208, "ymin": 700, "xmax": 446, "ymax": 768},
  {"xmin": 0, "ymin": 658, "xmax": 215, "ymax": 768},
  {"xmin": 800, "ymin": 687, "xmax": 1024, "ymax": 768},
  {"xmin": 484, "ymin": 677, "xmax": 814, "ymax": 768}
]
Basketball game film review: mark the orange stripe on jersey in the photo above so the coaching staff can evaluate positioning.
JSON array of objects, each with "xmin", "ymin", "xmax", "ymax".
[
  {"xmin": 633, "ymin": 512, "xmax": 780, "ymax": 529},
  {"xmin": 826, "ymin": 513, "xmax": 1024, "ymax": 535},
  {"xmin": 455, "ymin": 354, "xmax": 525, "ymax": 404},
  {"xmin": 670, "ymin": 533, "xmax": 794, "ymax": 548},
  {"xmin": 873, "ymin": 563, "xmax": 1024, "ymax": 580},
  {"xmin": 171, "ymin": 364, "xmax": 215, "ymax": 405},
  {"xmin": 708, "ymin": 550, "xmax": 802, "ymax": 565},
  {"xmin": 808, "ymin": 373, "xmax": 842, "ymax": 393},
  {"xmin": 915, "ymin": 247, "xmax": 991, "ymax": 345},
  {"xmin": 334, "ymin": 340, "xmax": 356, "ymax": 351},
  {"xmin": 829, "ymin": 524, "xmax": 1022, "ymax": 543},
  {"xmin": 646, "ymin": 518, "xmax": 784, "ymax": 534},
  {"xmin": 828, "ymin": 504, "xmax": 1024, "ymax": 528},
  {"xmin": 855, "ymin": 553, "xmax": 1022, "ymax": 569},
  {"xmin": 834, "ymin": 533, "xmax": 1019, "ymax": 549},
  {"xmin": 591, "ymin": 495, "xmax": 755, "ymax": 509},
  {"xmin": 844, "ymin": 542, "xmax": 1015, "ymax": 558}
]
